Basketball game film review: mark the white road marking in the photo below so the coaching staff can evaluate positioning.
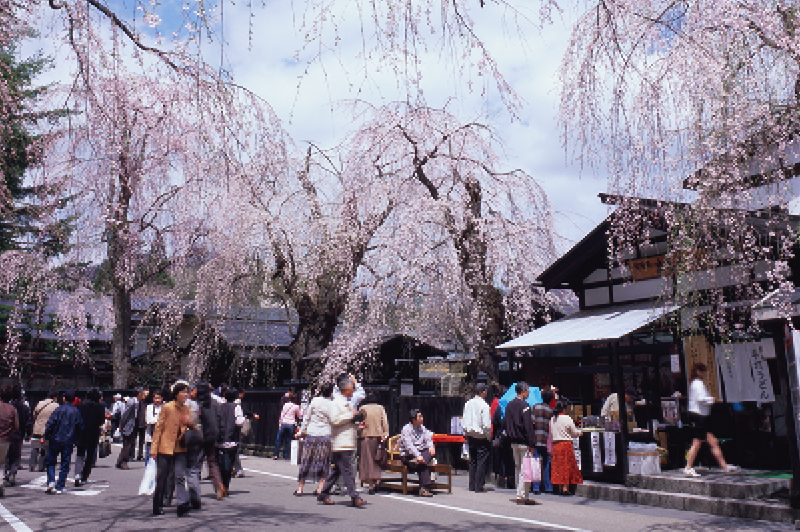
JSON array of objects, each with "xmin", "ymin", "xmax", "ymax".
[
  {"xmin": 379, "ymin": 494, "xmax": 591, "ymax": 532},
  {"xmin": 21, "ymin": 475, "xmax": 109, "ymax": 496},
  {"xmin": 244, "ymin": 466, "xmax": 589, "ymax": 531},
  {"xmin": 0, "ymin": 502, "xmax": 32, "ymax": 532},
  {"xmin": 243, "ymin": 468, "xmax": 295, "ymax": 481}
]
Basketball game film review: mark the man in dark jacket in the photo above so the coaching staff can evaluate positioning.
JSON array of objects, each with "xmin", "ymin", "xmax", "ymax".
[
  {"xmin": 0, "ymin": 386, "xmax": 19, "ymax": 497},
  {"xmin": 503, "ymin": 381, "xmax": 537, "ymax": 505},
  {"xmin": 75, "ymin": 389, "xmax": 107, "ymax": 486},
  {"xmin": 117, "ymin": 388, "xmax": 147, "ymax": 470},
  {"xmin": 45, "ymin": 390, "xmax": 84, "ymax": 494},
  {"xmin": 134, "ymin": 389, "xmax": 148, "ymax": 461},
  {"xmin": 4, "ymin": 385, "xmax": 30, "ymax": 487},
  {"xmin": 195, "ymin": 383, "xmax": 223, "ymax": 499}
]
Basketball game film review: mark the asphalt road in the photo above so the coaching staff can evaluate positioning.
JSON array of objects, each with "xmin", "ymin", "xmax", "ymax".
[{"xmin": 0, "ymin": 444, "xmax": 793, "ymax": 532}]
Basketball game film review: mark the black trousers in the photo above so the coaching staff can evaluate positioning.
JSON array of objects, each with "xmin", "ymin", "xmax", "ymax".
[
  {"xmin": 134, "ymin": 428, "xmax": 146, "ymax": 459},
  {"xmin": 76, "ymin": 444, "xmax": 98, "ymax": 480},
  {"xmin": 401, "ymin": 450, "xmax": 432, "ymax": 490},
  {"xmin": 467, "ymin": 436, "xmax": 491, "ymax": 491},
  {"xmin": 217, "ymin": 447, "xmax": 237, "ymax": 490},
  {"xmin": 117, "ymin": 434, "xmax": 135, "ymax": 467},
  {"xmin": 321, "ymin": 451, "xmax": 357, "ymax": 499}
]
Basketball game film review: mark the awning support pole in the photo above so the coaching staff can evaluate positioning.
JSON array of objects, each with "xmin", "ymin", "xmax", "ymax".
[{"xmin": 614, "ymin": 340, "xmax": 630, "ymax": 483}]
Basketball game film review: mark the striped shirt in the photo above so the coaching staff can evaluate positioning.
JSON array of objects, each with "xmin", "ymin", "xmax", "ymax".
[{"xmin": 532, "ymin": 403, "xmax": 553, "ymax": 448}]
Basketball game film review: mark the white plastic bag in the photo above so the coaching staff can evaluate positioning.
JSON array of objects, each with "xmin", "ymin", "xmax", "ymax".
[
  {"xmin": 138, "ymin": 458, "xmax": 157, "ymax": 496},
  {"xmin": 290, "ymin": 440, "xmax": 302, "ymax": 465}
]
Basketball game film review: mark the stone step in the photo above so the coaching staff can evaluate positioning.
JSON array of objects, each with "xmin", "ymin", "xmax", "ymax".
[
  {"xmin": 576, "ymin": 481, "xmax": 799, "ymax": 524},
  {"xmin": 625, "ymin": 470, "xmax": 790, "ymax": 499}
]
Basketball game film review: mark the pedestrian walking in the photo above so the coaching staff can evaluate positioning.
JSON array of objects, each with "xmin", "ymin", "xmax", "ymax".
[
  {"xmin": 357, "ymin": 394, "xmax": 389, "ymax": 495},
  {"xmin": 504, "ymin": 381, "xmax": 537, "ymax": 504},
  {"xmin": 491, "ymin": 385, "xmax": 514, "ymax": 490},
  {"xmin": 0, "ymin": 386, "xmax": 19, "ymax": 497},
  {"xmin": 274, "ymin": 393, "xmax": 301, "ymax": 460},
  {"xmin": 532, "ymin": 389, "xmax": 554, "ymax": 494},
  {"xmin": 317, "ymin": 375, "xmax": 367, "ymax": 508},
  {"xmin": 44, "ymin": 390, "xmax": 84, "ymax": 494},
  {"xmin": 684, "ymin": 363, "xmax": 739, "ymax": 477},
  {"xmin": 217, "ymin": 388, "xmax": 244, "ymax": 495},
  {"xmin": 463, "ymin": 383, "xmax": 492, "ymax": 493},
  {"xmin": 145, "ymin": 390, "xmax": 163, "ymax": 465},
  {"xmin": 332, "ymin": 374, "xmax": 365, "ymax": 494},
  {"xmin": 233, "ymin": 389, "xmax": 259, "ymax": 478},
  {"xmin": 195, "ymin": 383, "xmax": 223, "ymax": 499},
  {"xmin": 110, "ymin": 393, "xmax": 124, "ymax": 441},
  {"xmin": 30, "ymin": 390, "xmax": 59, "ymax": 472},
  {"xmin": 75, "ymin": 388, "xmax": 107, "ymax": 486},
  {"xmin": 550, "ymin": 399, "xmax": 583, "ymax": 495},
  {"xmin": 4, "ymin": 385, "xmax": 30, "ymax": 487},
  {"xmin": 134, "ymin": 388, "xmax": 150, "ymax": 461},
  {"xmin": 150, "ymin": 381, "xmax": 197, "ymax": 517},
  {"xmin": 295, "ymin": 382, "xmax": 333, "ymax": 496},
  {"xmin": 117, "ymin": 388, "xmax": 148, "ymax": 470},
  {"xmin": 399, "ymin": 409, "xmax": 436, "ymax": 497}
]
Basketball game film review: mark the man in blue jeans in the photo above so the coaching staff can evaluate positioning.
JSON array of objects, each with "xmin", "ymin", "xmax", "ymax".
[
  {"xmin": 44, "ymin": 390, "xmax": 84, "ymax": 494},
  {"xmin": 532, "ymin": 389, "xmax": 554, "ymax": 494}
]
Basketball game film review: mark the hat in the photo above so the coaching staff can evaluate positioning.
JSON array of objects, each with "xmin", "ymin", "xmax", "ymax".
[
  {"xmin": 113, "ymin": 393, "xmax": 122, "ymax": 399},
  {"xmin": 476, "ymin": 383, "xmax": 489, "ymax": 394}
]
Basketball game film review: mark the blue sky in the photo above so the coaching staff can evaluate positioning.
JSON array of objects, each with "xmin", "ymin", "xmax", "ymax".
[{"xmin": 29, "ymin": 0, "xmax": 612, "ymax": 254}]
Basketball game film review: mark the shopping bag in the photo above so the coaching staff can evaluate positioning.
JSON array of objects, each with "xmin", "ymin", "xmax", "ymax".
[
  {"xmin": 138, "ymin": 459, "xmax": 157, "ymax": 496},
  {"xmin": 98, "ymin": 437, "xmax": 111, "ymax": 459},
  {"xmin": 290, "ymin": 439, "xmax": 302, "ymax": 465},
  {"xmin": 522, "ymin": 452, "xmax": 541, "ymax": 483}
]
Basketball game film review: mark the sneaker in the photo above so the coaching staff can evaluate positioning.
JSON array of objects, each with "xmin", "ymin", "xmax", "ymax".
[
  {"xmin": 235, "ymin": 472, "xmax": 245, "ymax": 478},
  {"xmin": 45, "ymin": 483, "xmax": 56, "ymax": 494},
  {"xmin": 683, "ymin": 467, "xmax": 700, "ymax": 477},
  {"xmin": 723, "ymin": 465, "xmax": 740, "ymax": 473},
  {"xmin": 55, "ymin": 490, "xmax": 62, "ymax": 495}
]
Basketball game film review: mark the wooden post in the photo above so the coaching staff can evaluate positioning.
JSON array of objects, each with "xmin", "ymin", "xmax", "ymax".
[{"xmin": 614, "ymin": 341, "xmax": 629, "ymax": 483}]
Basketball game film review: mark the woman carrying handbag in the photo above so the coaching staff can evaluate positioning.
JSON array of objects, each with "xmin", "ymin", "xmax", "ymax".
[{"xmin": 357, "ymin": 395, "xmax": 389, "ymax": 495}]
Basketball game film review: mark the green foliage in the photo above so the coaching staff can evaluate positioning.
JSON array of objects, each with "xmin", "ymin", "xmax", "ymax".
[{"xmin": 0, "ymin": 30, "xmax": 74, "ymax": 256}]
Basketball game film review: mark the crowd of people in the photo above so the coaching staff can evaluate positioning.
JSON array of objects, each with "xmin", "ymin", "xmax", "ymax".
[
  {"xmin": 0, "ymin": 380, "xmax": 259, "ymax": 520},
  {"xmin": 0, "ymin": 375, "xmax": 587, "ymax": 515}
]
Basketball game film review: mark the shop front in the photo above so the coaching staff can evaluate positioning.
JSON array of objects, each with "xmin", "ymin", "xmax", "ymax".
[{"xmin": 497, "ymin": 209, "xmax": 796, "ymax": 485}]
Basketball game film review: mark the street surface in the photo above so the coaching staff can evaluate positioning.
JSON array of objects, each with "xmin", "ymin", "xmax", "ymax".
[{"xmin": 0, "ymin": 443, "xmax": 793, "ymax": 531}]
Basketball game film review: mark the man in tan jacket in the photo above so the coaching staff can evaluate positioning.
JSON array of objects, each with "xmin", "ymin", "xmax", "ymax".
[
  {"xmin": 150, "ymin": 382, "xmax": 197, "ymax": 517},
  {"xmin": 317, "ymin": 376, "xmax": 366, "ymax": 508}
]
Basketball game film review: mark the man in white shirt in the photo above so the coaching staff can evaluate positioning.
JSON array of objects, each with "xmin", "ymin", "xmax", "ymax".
[
  {"xmin": 462, "ymin": 383, "xmax": 492, "ymax": 492},
  {"xmin": 318, "ymin": 376, "xmax": 367, "ymax": 508}
]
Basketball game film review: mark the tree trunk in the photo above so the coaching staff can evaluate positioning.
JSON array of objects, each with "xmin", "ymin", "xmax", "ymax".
[
  {"xmin": 288, "ymin": 291, "xmax": 342, "ymax": 380},
  {"xmin": 472, "ymin": 283, "xmax": 504, "ymax": 385},
  {"xmin": 112, "ymin": 284, "xmax": 132, "ymax": 388}
]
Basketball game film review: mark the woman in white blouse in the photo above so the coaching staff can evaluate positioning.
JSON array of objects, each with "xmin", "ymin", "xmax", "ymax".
[
  {"xmin": 144, "ymin": 390, "xmax": 163, "ymax": 465},
  {"xmin": 294, "ymin": 383, "xmax": 334, "ymax": 496},
  {"xmin": 684, "ymin": 363, "xmax": 738, "ymax": 477}
]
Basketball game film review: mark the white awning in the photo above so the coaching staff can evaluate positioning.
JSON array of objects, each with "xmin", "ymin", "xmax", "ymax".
[{"xmin": 496, "ymin": 301, "xmax": 679, "ymax": 350}]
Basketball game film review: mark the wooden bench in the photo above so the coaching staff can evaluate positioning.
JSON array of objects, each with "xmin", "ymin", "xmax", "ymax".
[{"xmin": 374, "ymin": 435, "xmax": 452, "ymax": 495}]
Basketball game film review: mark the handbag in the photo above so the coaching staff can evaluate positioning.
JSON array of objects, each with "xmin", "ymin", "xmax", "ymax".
[
  {"xmin": 522, "ymin": 452, "xmax": 542, "ymax": 483},
  {"xmin": 375, "ymin": 440, "xmax": 388, "ymax": 468},
  {"xmin": 546, "ymin": 418, "xmax": 554, "ymax": 454},
  {"xmin": 98, "ymin": 437, "xmax": 112, "ymax": 458},
  {"xmin": 181, "ymin": 427, "xmax": 203, "ymax": 447}
]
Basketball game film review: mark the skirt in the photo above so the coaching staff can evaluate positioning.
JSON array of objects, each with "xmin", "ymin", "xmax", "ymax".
[
  {"xmin": 297, "ymin": 435, "xmax": 331, "ymax": 482},
  {"xmin": 550, "ymin": 441, "xmax": 583, "ymax": 486},
  {"xmin": 358, "ymin": 437, "xmax": 382, "ymax": 482}
]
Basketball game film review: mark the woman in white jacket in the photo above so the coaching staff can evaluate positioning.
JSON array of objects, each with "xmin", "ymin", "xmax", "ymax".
[{"xmin": 683, "ymin": 363, "xmax": 738, "ymax": 477}]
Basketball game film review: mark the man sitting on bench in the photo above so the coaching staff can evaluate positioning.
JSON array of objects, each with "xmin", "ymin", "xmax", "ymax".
[{"xmin": 399, "ymin": 409, "xmax": 436, "ymax": 497}]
